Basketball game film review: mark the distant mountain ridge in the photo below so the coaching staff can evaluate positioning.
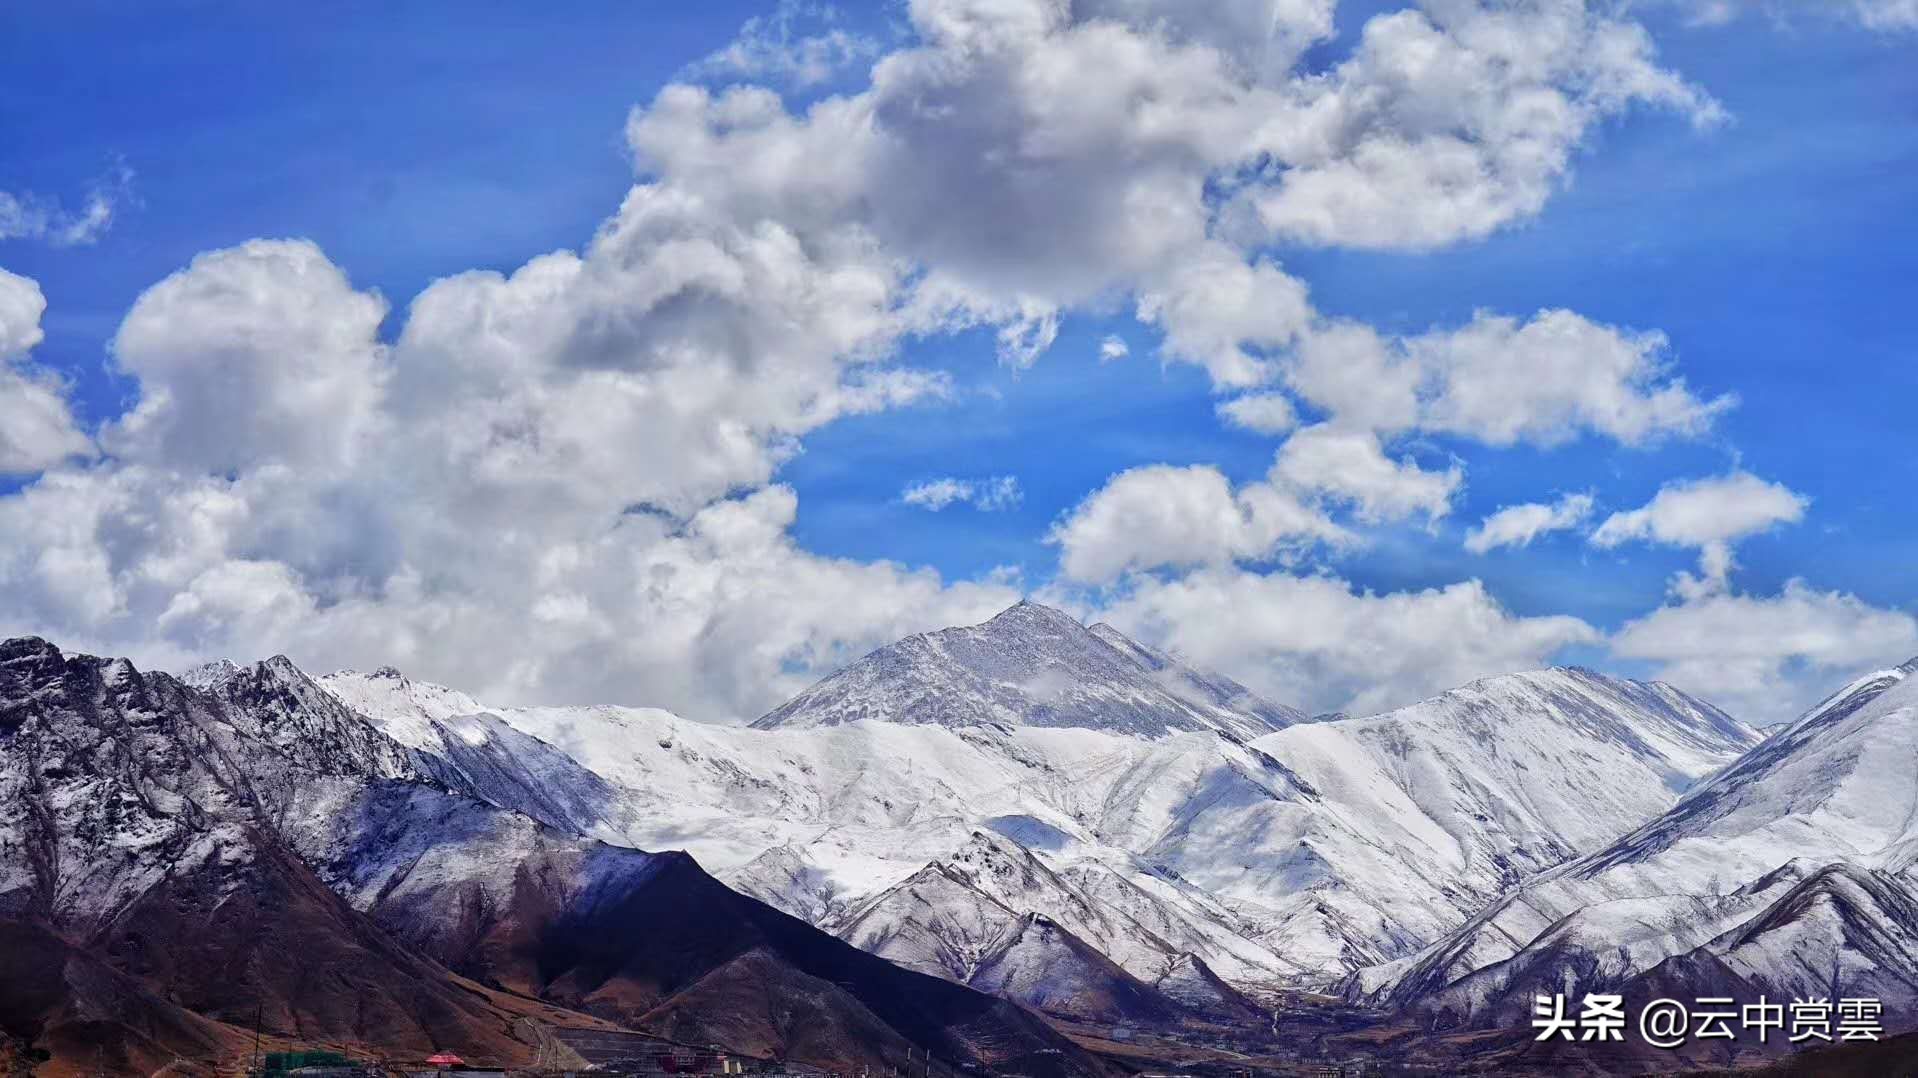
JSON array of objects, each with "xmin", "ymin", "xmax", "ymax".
[
  {"xmin": 1360, "ymin": 655, "xmax": 1918, "ymax": 1035},
  {"xmin": 298, "ymin": 604, "xmax": 1761, "ymax": 999}
]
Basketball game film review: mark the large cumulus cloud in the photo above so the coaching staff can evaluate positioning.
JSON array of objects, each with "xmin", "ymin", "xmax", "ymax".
[{"xmin": 0, "ymin": 0, "xmax": 1900, "ymax": 725}]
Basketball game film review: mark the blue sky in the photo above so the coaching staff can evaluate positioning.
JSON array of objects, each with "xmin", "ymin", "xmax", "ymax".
[{"xmin": 0, "ymin": 1, "xmax": 1913, "ymax": 723}]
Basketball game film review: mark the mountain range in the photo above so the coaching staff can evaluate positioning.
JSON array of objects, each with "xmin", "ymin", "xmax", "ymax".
[
  {"xmin": 6, "ymin": 599, "xmax": 1911, "ymax": 1075},
  {"xmin": 313, "ymin": 604, "xmax": 1760, "ymax": 997}
]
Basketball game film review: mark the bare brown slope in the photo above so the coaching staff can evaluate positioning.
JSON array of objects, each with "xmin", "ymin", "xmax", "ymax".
[
  {"xmin": 376, "ymin": 850, "xmax": 1114, "ymax": 1078},
  {"xmin": 0, "ymin": 918, "xmax": 248, "ymax": 1078},
  {"xmin": 91, "ymin": 838, "xmax": 615, "ymax": 1065}
]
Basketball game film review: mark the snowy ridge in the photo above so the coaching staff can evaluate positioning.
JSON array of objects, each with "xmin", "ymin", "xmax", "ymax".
[
  {"xmin": 299, "ymin": 607, "xmax": 1762, "ymax": 995},
  {"xmin": 314, "ymin": 665, "xmax": 628, "ymax": 838},
  {"xmin": 833, "ymin": 829, "xmax": 1290, "ymax": 1015},
  {"xmin": 751, "ymin": 600, "xmax": 1304, "ymax": 739},
  {"xmin": 1365, "ymin": 656, "xmax": 1918, "ymax": 1027}
]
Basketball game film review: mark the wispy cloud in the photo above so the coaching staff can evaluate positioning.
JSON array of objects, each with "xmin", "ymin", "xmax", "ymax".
[
  {"xmin": 901, "ymin": 476, "xmax": 1022, "ymax": 512},
  {"xmin": 0, "ymin": 162, "xmax": 136, "ymax": 248},
  {"xmin": 686, "ymin": 1, "xmax": 879, "ymax": 89},
  {"xmin": 1465, "ymin": 493, "xmax": 1595, "ymax": 554}
]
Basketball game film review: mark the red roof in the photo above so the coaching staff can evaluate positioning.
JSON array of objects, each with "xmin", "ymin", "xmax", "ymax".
[{"xmin": 425, "ymin": 1053, "xmax": 465, "ymax": 1066}]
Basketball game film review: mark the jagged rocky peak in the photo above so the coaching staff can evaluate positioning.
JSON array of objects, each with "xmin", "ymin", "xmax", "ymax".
[
  {"xmin": 1, "ymin": 634, "xmax": 62, "ymax": 660},
  {"xmin": 1, "ymin": 635, "xmax": 68, "ymax": 693},
  {"xmin": 2, "ymin": 637, "xmax": 179, "ymax": 723},
  {"xmin": 179, "ymin": 652, "xmax": 313, "ymax": 693},
  {"xmin": 751, "ymin": 599, "xmax": 1304, "ymax": 738},
  {"xmin": 177, "ymin": 656, "xmax": 241, "ymax": 690},
  {"xmin": 0, "ymin": 637, "xmax": 386, "ymax": 932}
]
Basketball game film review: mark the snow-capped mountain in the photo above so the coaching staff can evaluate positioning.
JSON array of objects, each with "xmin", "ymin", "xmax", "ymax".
[
  {"xmin": 1363, "ymin": 656, "xmax": 1918, "ymax": 1029},
  {"xmin": 0, "ymin": 637, "xmax": 1108, "ymax": 1078},
  {"xmin": 0, "ymin": 637, "xmax": 605, "ymax": 1061},
  {"xmin": 310, "ymin": 608, "xmax": 1762, "ymax": 996},
  {"xmin": 751, "ymin": 599, "xmax": 1304, "ymax": 739},
  {"xmin": 321, "ymin": 659, "xmax": 1319, "ymax": 989}
]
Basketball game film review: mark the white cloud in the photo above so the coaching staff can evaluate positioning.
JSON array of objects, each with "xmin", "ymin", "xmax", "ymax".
[
  {"xmin": 0, "ymin": 164, "xmax": 135, "ymax": 247},
  {"xmin": 0, "ymin": 366, "xmax": 95, "ymax": 477},
  {"xmin": 1231, "ymin": 0, "xmax": 1723, "ymax": 251},
  {"xmin": 1465, "ymin": 492, "xmax": 1595, "ymax": 554},
  {"xmin": 0, "ymin": 268, "xmax": 94, "ymax": 476},
  {"xmin": 0, "ymin": 0, "xmax": 1755, "ymax": 725},
  {"xmin": 1271, "ymin": 425, "xmax": 1462, "ymax": 524},
  {"xmin": 1592, "ymin": 471, "xmax": 1806, "ymax": 595},
  {"xmin": 1415, "ymin": 309, "xmax": 1733, "ymax": 447},
  {"xmin": 1098, "ymin": 334, "xmax": 1129, "ymax": 363},
  {"xmin": 1078, "ymin": 0, "xmax": 1338, "ymax": 80},
  {"xmin": 1592, "ymin": 471, "xmax": 1806, "ymax": 550},
  {"xmin": 1054, "ymin": 423, "xmax": 1459, "ymax": 583},
  {"xmin": 1283, "ymin": 320, "xmax": 1423, "ymax": 433},
  {"xmin": 105, "ymin": 240, "xmax": 391, "ymax": 476},
  {"xmin": 1857, "ymin": 0, "xmax": 1918, "ymax": 29},
  {"xmin": 640, "ymin": 0, "xmax": 1716, "ymax": 374},
  {"xmin": 1137, "ymin": 251, "xmax": 1314, "ymax": 388},
  {"xmin": 1216, "ymin": 392, "xmax": 1297, "ymax": 435},
  {"xmin": 1050, "ymin": 464, "xmax": 1348, "ymax": 583},
  {"xmin": 0, "ymin": 182, "xmax": 964, "ymax": 718},
  {"xmin": 1611, "ymin": 581, "xmax": 1918, "ymax": 725},
  {"xmin": 1271, "ymin": 310, "xmax": 1731, "ymax": 448},
  {"xmin": 1663, "ymin": 1, "xmax": 1918, "ymax": 32},
  {"xmin": 901, "ymin": 475, "xmax": 1022, "ymax": 511},
  {"xmin": 1092, "ymin": 568, "xmax": 1600, "ymax": 716},
  {"xmin": 0, "ymin": 268, "xmax": 48, "ymax": 358},
  {"xmin": 687, "ymin": 1, "xmax": 880, "ymax": 89}
]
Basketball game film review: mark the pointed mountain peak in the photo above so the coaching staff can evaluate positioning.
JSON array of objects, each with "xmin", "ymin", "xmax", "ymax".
[
  {"xmin": 982, "ymin": 599, "xmax": 1085, "ymax": 632},
  {"xmin": 178, "ymin": 657, "xmax": 242, "ymax": 691},
  {"xmin": 1, "ymin": 636, "xmax": 64, "ymax": 669},
  {"xmin": 752, "ymin": 603, "xmax": 1301, "ymax": 737},
  {"xmin": 260, "ymin": 654, "xmax": 309, "ymax": 679}
]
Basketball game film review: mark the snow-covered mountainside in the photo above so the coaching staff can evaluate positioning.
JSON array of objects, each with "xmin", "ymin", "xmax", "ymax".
[
  {"xmin": 1364, "ymin": 657, "xmax": 1918, "ymax": 1028},
  {"xmin": 312, "ymin": 613, "xmax": 1761, "ymax": 993},
  {"xmin": 833, "ymin": 829, "xmax": 1277, "ymax": 1023},
  {"xmin": 320, "ymin": 662, "xmax": 1320, "ymax": 988},
  {"xmin": 238, "ymin": 662, "xmax": 625, "ymax": 838},
  {"xmin": 751, "ymin": 600, "xmax": 1304, "ymax": 739}
]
